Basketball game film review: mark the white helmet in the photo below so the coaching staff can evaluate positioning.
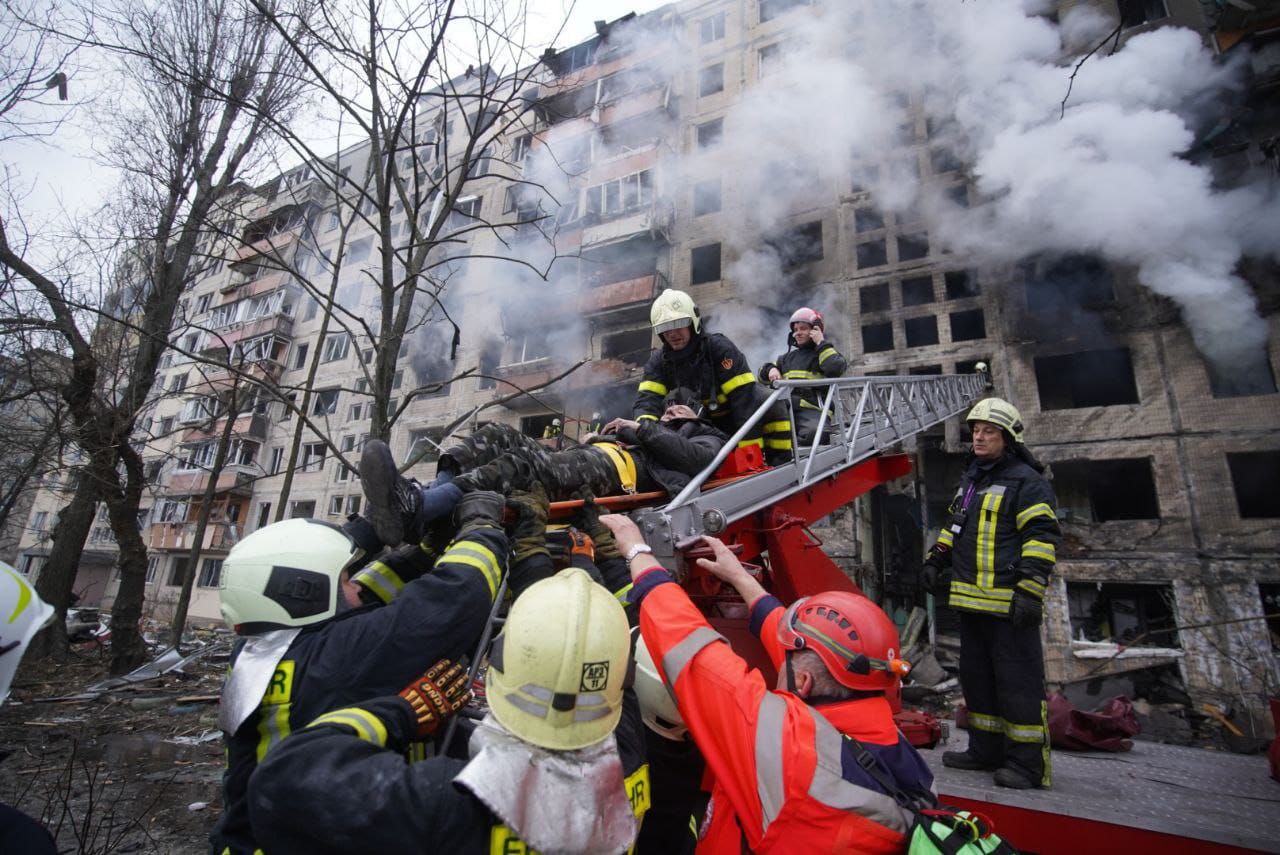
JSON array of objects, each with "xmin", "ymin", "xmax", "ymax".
[
  {"xmin": 0, "ymin": 562, "xmax": 54, "ymax": 705},
  {"xmin": 219, "ymin": 519, "xmax": 364, "ymax": 633},
  {"xmin": 633, "ymin": 630, "xmax": 686, "ymax": 740},
  {"xmin": 650, "ymin": 289, "xmax": 701, "ymax": 335},
  {"xmin": 486, "ymin": 567, "xmax": 630, "ymax": 751}
]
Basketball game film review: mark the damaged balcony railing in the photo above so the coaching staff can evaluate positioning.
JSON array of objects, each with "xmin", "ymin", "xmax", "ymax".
[{"xmin": 654, "ymin": 371, "xmax": 989, "ymax": 549}]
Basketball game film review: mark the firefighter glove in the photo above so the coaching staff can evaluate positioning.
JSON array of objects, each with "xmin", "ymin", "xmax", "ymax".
[
  {"xmin": 507, "ymin": 484, "xmax": 550, "ymax": 563},
  {"xmin": 399, "ymin": 658, "xmax": 472, "ymax": 738},
  {"xmin": 575, "ymin": 491, "xmax": 620, "ymax": 560},
  {"xmin": 455, "ymin": 490, "xmax": 505, "ymax": 534},
  {"xmin": 1010, "ymin": 571, "xmax": 1047, "ymax": 628}
]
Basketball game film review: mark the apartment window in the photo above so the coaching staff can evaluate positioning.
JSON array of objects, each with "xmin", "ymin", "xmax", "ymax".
[
  {"xmin": 168, "ymin": 558, "xmax": 188, "ymax": 587},
  {"xmin": 860, "ymin": 283, "xmax": 890, "ymax": 313},
  {"xmin": 947, "ymin": 184, "xmax": 970, "ymax": 208},
  {"xmin": 168, "ymin": 373, "xmax": 188, "ymax": 393},
  {"xmin": 1053, "ymin": 458, "xmax": 1160, "ymax": 522},
  {"xmin": 327, "ymin": 496, "xmax": 344, "ymax": 516},
  {"xmin": 1120, "ymin": 0, "xmax": 1168, "ymax": 28},
  {"xmin": 904, "ymin": 316, "xmax": 939, "ymax": 348},
  {"xmin": 256, "ymin": 502, "xmax": 272, "ymax": 529},
  {"xmin": 312, "ymin": 389, "xmax": 339, "ymax": 416},
  {"xmin": 145, "ymin": 556, "xmax": 160, "ymax": 584},
  {"xmin": 758, "ymin": 43, "xmax": 785, "ymax": 78},
  {"xmin": 197, "ymin": 558, "xmax": 224, "ymax": 588},
  {"xmin": 346, "ymin": 496, "xmax": 362, "ymax": 516},
  {"xmin": 157, "ymin": 416, "xmax": 175, "ymax": 436},
  {"xmin": 289, "ymin": 500, "xmax": 316, "ymax": 519},
  {"xmin": 508, "ymin": 332, "xmax": 549, "ymax": 364},
  {"xmin": 31, "ymin": 511, "xmax": 48, "ymax": 531},
  {"xmin": 862, "ymin": 322, "xmax": 894, "ymax": 353},
  {"xmin": 901, "ymin": 276, "xmax": 934, "ymax": 307},
  {"xmin": 303, "ymin": 297, "xmax": 319, "ymax": 321},
  {"xmin": 1207, "ymin": 353, "xmax": 1277, "ymax": 399},
  {"xmin": 584, "ymin": 170, "xmax": 653, "ymax": 218},
  {"xmin": 1227, "ymin": 451, "xmax": 1280, "ymax": 518},
  {"xmin": 303, "ymin": 442, "xmax": 327, "ymax": 472},
  {"xmin": 195, "ymin": 294, "xmax": 212, "ymax": 314},
  {"xmin": 909, "ymin": 365, "xmax": 943, "ymax": 376},
  {"xmin": 698, "ymin": 64, "xmax": 724, "ymax": 97},
  {"xmin": 1067, "ymin": 582, "xmax": 1178, "ymax": 646},
  {"xmin": 855, "ymin": 208, "xmax": 884, "ymax": 233},
  {"xmin": 511, "ymin": 133, "xmax": 532, "ymax": 162},
  {"xmin": 348, "ymin": 402, "xmax": 366, "ymax": 422},
  {"xmin": 292, "ymin": 343, "xmax": 309, "ymax": 369},
  {"xmin": 691, "ymin": 243, "xmax": 721, "ymax": 284},
  {"xmin": 945, "ymin": 270, "xmax": 980, "ymax": 299},
  {"xmin": 346, "ymin": 237, "xmax": 372, "ymax": 264},
  {"xmin": 1035, "ymin": 348, "xmax": 1139, "ymax": 410},
  {"xmin": 557, "ymin": 40, "xmax": 597, "ymax": 74},
  {"xmin": 449, "ymin": 195, "xmax": 483, "ymax": 227},
  {"xmin": 771, "ymin": 221, "xmax": 822, "ymax": 268},
  {"xmin": 760, "ymin": 0, "xmax": 811, "ymax": 23},
  {"xmin": 856, "ymin": 239, "xmax": 887, "ymax": 269},
  {"xmin": 1024, "ymin": 254, "xmax": 1114, "ymax": 314},
  {"xmin": 321, "ymin": 334, "xmax": 350, "ymax": 363},
  {"xmin": 699, "ymin": 11, "xmax": 725, "ymax": 43},
  {"xmin": 696, "ymin": 118, "xmax": 723, "ymax": 150},
  {"xmin": 897, "ymin": 233, "xmax": 930, "ymax": 263},
  {"xmin": 949, "ymin": 309, "xmax": 986, "ymax": 342},
  {"xmin": 930, "ymin": 146, "xmax": 963, "ymax": 174},
  {"xmin": 693, "ymin": 179, "xmax": 721, "ymax": 216},
  {"xmin": 392, "ymin": 370, "xmax": 404, "ymax": 390},
  {"xmin": 602, "ymin": 328, "xmax": 653, "ymax": 365},
  {"xmin": 408, "ymin": 428, "xmax": 445, "ymax": 464},
  {"xmin": 279, "ymin": 392, "xmax": 297, "ymax": 422}
]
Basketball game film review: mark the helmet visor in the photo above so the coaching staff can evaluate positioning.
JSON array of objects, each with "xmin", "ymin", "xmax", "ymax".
[{"xmin": 654, "ymin": 317, "xmax": 693, "ymax": 335}]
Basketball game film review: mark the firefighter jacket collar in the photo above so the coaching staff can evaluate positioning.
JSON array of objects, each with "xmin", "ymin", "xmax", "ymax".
[
  {"xmin": 454, "ymin": 713, "xmax": 637, "ymax": 855},
  {"xmin": 218, "ymin": 628, "xmax": 301, "ymax": 734}
]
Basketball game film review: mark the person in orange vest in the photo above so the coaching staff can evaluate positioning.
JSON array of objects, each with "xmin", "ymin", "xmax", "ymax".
[{"xmin": 599, "ymin": 515, "xmax": 934, "ymax": 854}]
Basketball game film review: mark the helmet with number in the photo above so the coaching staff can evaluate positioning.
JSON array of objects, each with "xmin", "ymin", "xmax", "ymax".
[
  {"xmin": 219, "ymin": 518, "xmax": 364, "ymax": 634},
  {"xmin": 650, "ymin": 289, "xmax": 701, "ymax": 335},
  {"xmin": 776, "ymin": 592, "xmax": 910, "ymax": 692},
  {"xmin": 789, "ymin": 307, "xmax": 824, "ymax": 331},
  {"xmin": 633, "ymin": 630, "xmax": 686, "ymax": 740},
  {"xmin": 0, "ymin": 562, "xmax": 54, "ymax": 705},
  {"xmin": 487, "ymin": 567, "xmax": 630, "ymax": 750},
  {"xmin": 966, "ymin": 397, "xmax": 1024, "ymax": 444}
]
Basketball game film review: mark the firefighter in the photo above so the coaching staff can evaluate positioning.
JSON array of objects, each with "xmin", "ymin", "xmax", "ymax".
[
  {"xmin": 923, "ymin": 397, "xmax": 1059, "ymax": 790},
  {"xmin": 542, "ymin": 417, "xmax": 562, "ymax": 440},
  {"xmin": 209, "ymin": 493, "xmax": 507, "ymax": 855},
  {"xmin": 360, "ymin": 391, "xmax": 727, "ymax": 547},
  {"xmin": 759, "ymin": 307, "xmax": 848, "ymax": 446},
  {"xmin": 635, "ymin": 289, "xmax": 792, "ymax": 462},
  {"xmin": 600, "ymin": 515, "xmax": 934, "ymax": 853},
  {"xmin": 247, "ymin": 566, "xmax": 649, "ymax": 855},
  {"xmin": 588, "ymin": 410, "xmax": 605, "ymax": 435}
]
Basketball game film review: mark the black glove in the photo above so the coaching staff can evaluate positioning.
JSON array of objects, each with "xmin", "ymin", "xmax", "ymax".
[
  {"xmin": 574, "ymin": 491, "xmax": 620, "ymax": 561},
  {"xmin": 921, "ymin": 543, "xmax": 951, "ymax": 598},
  {"xmin": 455, "ymin": 490, "xmax": 504, "ymax": 534},
  {"xmin": 507, "ymin": 484, "xmax": 550, "ymax": 564},
  {"xmin": 1010, "ymin": 572, "xmax": 1048, "ymax": 628}
]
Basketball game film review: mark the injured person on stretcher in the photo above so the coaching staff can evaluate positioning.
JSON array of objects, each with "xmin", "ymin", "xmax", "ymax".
[{"xmin": 358, "ymin": 388, "xmax": 729, "ymax": 548}]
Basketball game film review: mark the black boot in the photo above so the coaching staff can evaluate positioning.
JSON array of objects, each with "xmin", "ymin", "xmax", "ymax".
[
  {"xmin": 993, "ymin": 766, "xmax": 1038, "ymax": 789},
  {"xmin": 941, "ymin": 750, "xmax": 1000, "ymax": 771},
  {"xmin": 359, "ymin": 440, "xmax": 423, "ymax": 546}
]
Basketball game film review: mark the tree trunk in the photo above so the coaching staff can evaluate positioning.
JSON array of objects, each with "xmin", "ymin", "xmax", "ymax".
[
  {"xmin": 26, "ymin": 473, "xmax": 97, "ymax": 660},
  {"xmin": 100, "ymin": 440, "xmax": 151, "ymax": 674}
]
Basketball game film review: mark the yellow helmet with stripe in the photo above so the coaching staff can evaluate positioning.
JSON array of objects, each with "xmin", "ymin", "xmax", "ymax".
[
  {"xmin": 0, "ymin": 562, "xmax": 54, "ymax": 705},
  {"xmin": 966, "ymin": 397, "xmax": 1024, "ymax": 443},
  {"xmin": 650, "ymin": 289, "xmax": 700, "ymax": 335}
]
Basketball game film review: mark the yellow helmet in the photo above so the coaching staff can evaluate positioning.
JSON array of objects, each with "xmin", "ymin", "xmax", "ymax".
[
  {"xmin": 0, "ymin": 562, "xmax": 54, "ymax": 705},
  {"xmin": 486, "ymin": 567, "xmax": 630, "ymax": 750},
  {"xmin": 650, "ymin": 289, "xmax": 700, "ymax": 335},
  {"xmin": 966, "ymin": 397, "xmax": 1024, "ymax": 443}
]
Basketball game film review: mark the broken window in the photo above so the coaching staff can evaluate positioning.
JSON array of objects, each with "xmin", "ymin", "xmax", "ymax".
[
  {"xmin": 768, "ymin": 221, "xmax": 823, "ymax": 269},
  {"xmin": 1119, "ymin": 0, "xmax": 1168, "ymax": 28},
  {"xmin": 1024, "ymin": 254, "xmax": 1115, "ymax": 314},
  {"xmin": 1052, "ymin": 458, "xmax": 1160, "ymax": 522},
  {"xmin": 855, "ymin": 207, "xmax": 884, "ymax": 233},
  {"xmin": 1206, "ymin": 352, "xmax": 1277, "ymax": 399},
  {"xmin": 949, "ymin": 309, "xmax": 986, "ymax": 342},
  {"xmin": 909, "ymin": 364, "xmax": 942, "ymax": 375},
  {"xmin": 1067, "ymin": 582, "xmax": 1178, "ymax": 647},
  {"xmin": 901, "ymin": 276, "xmax": 934, "ymax": 306},
  {"xmin": 904, "ymin": 316, "xmax": 939, "ymax": 348},
  {"xmin": 699, "ymin": 11, "xmax": 726, "ymax": 44},
  {"xmin": 897, "ymin": 233, "xmax": 929, "ymax": 263},
  {"xmin": 696, "ymin": 118, "xmax": 723, "ymax": 149},
  {"xmin": 408, "ymin": 428, "xmax": 446, "ymax": 464},
  {"xmin": 691, "ymin": 243, "xmax": 722, "ymax": 284},
  {"xmin": 198, "ymin": 558, "xmax": 223, "ymax": 588},
  {"xmin": 1226, "ymin": 451, "xmax": 1280, "ymax": 518},
  {"xmin": 520, "ymin": 414, "xmax": 558, "ymax": 439},
  {"xmin": 693, "ymin": 179, "xmax": 721, "ymax": 216},
  {"xmin": 1034, "ymin": 348, "xmax": 1139, "ymax": 410},
  {"xmin": 862, "ymin": 322, "xmax": 894, "ymax": 353},
  {"xmin": 856, "ymin": 238, "xmax": 887, "ymax": 270},
  {"xmin": 1259, "ymin": 583, "xmax": 1280, "ymax": 650},
  {"xmin": 602, "ymin": 328, "xmax": 652, "ymax": 365},
  {"xmin": 860, "ymin": 283, "xmax": 890, "ymax": 313},
  {"xmin": 956, "ymin": 358, "xmax": 990, "ymax": 377},
  {"xmin": 311, "ymin": 389, "xmax": 339, "ymax": 416},
  {"xmin": 944, "ymin": 270, "xmax": 980, "ymax": 299},
  {"xmin": 289, "ymin": 500, "xmax": 316, "ymax": 519},
  {"xmin": 760, "ymin": 0, "xmax": 811, "ymax": 23},
  {"xmin": 698, "ymin": 64, "xmax": 724, "ymax": 97}
]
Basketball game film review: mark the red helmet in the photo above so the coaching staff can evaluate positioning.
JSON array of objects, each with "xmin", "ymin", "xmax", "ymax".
[
  {"xmin": 789, "ymin": 307, "xmax": 823, "ymax": 330},
  {"xmin": 776, "ymin": 592, "xmax": 910, "ymax": 691}
]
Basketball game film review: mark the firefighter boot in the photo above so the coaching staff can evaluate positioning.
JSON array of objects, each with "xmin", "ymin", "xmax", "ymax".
[
  {"xmin": 360, "ymin": 440, "xmax": 422, "ymax": 546},
  {"xmin": 942, "ymin": 750, "xmax": 1000, "ymax": 771},
  {"xmin": 994, "ymin": 766, "xmax": 1037, "ymax": 790}
]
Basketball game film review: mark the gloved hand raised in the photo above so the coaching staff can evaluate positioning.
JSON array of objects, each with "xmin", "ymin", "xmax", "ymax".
[
  {"xmin": 455, "ymin": 490, "xmax": 505, "ymax": 535},
  {"xmin": 399, "ymin": 659, "xmax": 472, "ymax": 738}
]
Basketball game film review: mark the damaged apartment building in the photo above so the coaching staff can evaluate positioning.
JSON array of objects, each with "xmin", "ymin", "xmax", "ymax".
[{"xmin": 11, "ymin": 0, "xmax": 1280, "ymax": 728}]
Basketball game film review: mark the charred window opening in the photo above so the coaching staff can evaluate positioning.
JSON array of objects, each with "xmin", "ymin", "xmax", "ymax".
[
  {"xmin": 862, "ymin": 322, "xmax": 894, "ymax": 353},
  {"xmin": 696, "ymin": 118, "xmax": 723, "ymax": 149},
  {"xmin": 930, "ymin": 146, "xmax": 963, "ymax": 174},
  {"xmin": 768, "ymin": 221, "xmax": 823, "ymax": 269},
  {"xmin": 691, "ymin": 243, "xmax": 721, "ymax": 284},
  {"xmin": 698, "ymin": 63, "xmax": 724, "ymax": 96},
  {"xmin": 856, "ymin": 238, "xmax": 887, "ymax": 270},
  {"xmin": 1068, "ymin": 582, "xmax": 1179, "ymax": 647},
  {"xmin": 693, "ymin": 179, "xmax": 722, "ymax": 216},
  {"xmin": 956, "ymin": 358, "xmax": 990, "ymax": 377},
  {"xmin": 477, "ymin": 344, "xmax": 499, "ymax": 390},
  {"xmin": 520, "ymin": 414, "xmax": 559, "ymax": 439},
  {"xmin": 602, "ymin": 328, "xmax": 652, "ymax": 366},
  {"xmin": 1119, "ymin": 0, "xmax": 1168, "ymax": 29},
  {"xmin": 897, "ymin": 233, "xmax": 929, "ymax": 263},
  {"xmin": 760, "ymin": 0, "xmax": 811, "ymax": 23},
  {"xmin": 949, "ymin": 309, "xmax": 986, "ymax": 342},
  {"xmin": 901, "ymin": 276, "xmax": 934, "ymax": 306},
  {"xmin": 1206, "ymin": 352, "xmax": 1277, "ymax": 399},
  {"xmin": 1052, "ymin": 458, "xmax": 1160, "ymax": 522},
  {"xmin": 1227, "ymin": 451, "xmax": 1280, "ymax": 518},
  {"xmin": 855, "ymin": 207, "xmax": 884, "ymax": 233},
  {"xmin": 1259, "ymin": 584, "xmax": 1280, "ymax": 650},
  {"xmin": 944, "ymin": 270, "xmax": 980, "ymax": 299},
  {"xmin": 1024, "ymin": 254, "xmax": 1115, "ymax": 314},
  {"xmin": 904, "ymin": 316, "xmax": 939, "ymax": 348},
  {"xmin": 860, "ymin": 283, "xmax": 890, "ymax": 313},
  {"xmin": 579, "ymin": 236, "xmax": 662, "ymax": 288},
  {"xmin": 909, "ymin": 364, "xmax": 942, "ymax": 375},
  {"xmin": 1034, "ymin": 348, "xmax": 1138, "ymax": 409},
  {"xmin": 946, "ymin": 184, "xmax": 970, "ymax": 208}
]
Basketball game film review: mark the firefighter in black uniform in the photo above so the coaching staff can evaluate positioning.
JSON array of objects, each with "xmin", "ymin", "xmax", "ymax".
[
  {"xmin": 634, "ymin": 289, "xmax": 792, "ymax": 462},
  {"xmin": 923, "ymin": 397, "xmax": 1059, "ymax": 790},
  {"xmin": 759, "ymin": 306, "xmax": 848, "ymax": 446},
  {"xmin": 209, "ymin": 493, "xmax": 506, "ymax": 855},
  {"xmin": 248, "ymin": 564, "xmax": 649, "ymax": 855}
]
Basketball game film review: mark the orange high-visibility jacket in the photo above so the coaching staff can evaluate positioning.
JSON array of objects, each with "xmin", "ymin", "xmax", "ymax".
[{"xmin": 637, "ymin": 576, "xmax": 926, "ymax": 854}]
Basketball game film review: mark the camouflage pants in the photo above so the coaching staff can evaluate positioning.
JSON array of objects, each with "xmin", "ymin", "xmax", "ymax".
[{"xmin": 440, "ymin": 424, "xmax": 622, "ymax": 499}]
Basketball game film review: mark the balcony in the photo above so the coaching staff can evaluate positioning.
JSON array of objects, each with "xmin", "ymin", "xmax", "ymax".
[
  {"xmin": 201, "ymin": 313, "xmax": 294, "ymax": 354},
  {"xmin": 186, "ymin": 360, "xmax": 284, "ymax": 396},
  {"xmin": 251, "ymin": 180, "xmax": 328, "ymax": 220},
  {"xmin": 180, "ymin": 413, "xmax": 269, "ymax": 443},
  {"xmin": 163, "ymin": 468, "xmax": 255, "ymax": 497},
  {"xmin": 148, "ymin": 520, "xmax": 241, "ymax": 551},
  {"xmin": 235, "ymin": 230, "xmax": 297, "ymax": 263},
  {"xmin": 581, "ymin": 201, "xmax": 674, "ymax": 248},
  {"xmin": 578, "ymin": 273, "xmax": 664, "ymax": 315}
]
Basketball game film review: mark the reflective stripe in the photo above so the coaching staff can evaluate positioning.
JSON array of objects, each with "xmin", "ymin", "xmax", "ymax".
[
  {"xmin": 976, "ymin": 492, "xmax": 1003, "ymax": 588},
  {"xmin": 950, "ymin": 581, "xmax": 1013, "ymax": 601},
  {"xmin": 765, "ymin": 438, "xmax": 793, "ymax": 450},
  {"xmin": 968, "ymin": 711, "xmax": 1003, "ymax": 733},
  {"xmin": 613, "ymin": 583, "xmax": 633, "ymax": 604},
  {"xmin": 1038, "ymin": 700, "xmax": 1052, "ymax": 787},
  {"xmin": 720, "ymin": 372, "xmax": 756, "ymax": 395},
  {"xmin": 637, "ymin": 413, "xmax": 658, "ymax": 421},
  {"xmin": 1021, "ymin": 540, "xmax": 1056, "ymax": 563},
  {"xmin": 351, "ymin": 561, "xmax": 404, "ymax": 604},
  {"xmin": 1016, "ymin": 502, "xmax": 1055, "ymax": 529},
  {"xmin": 442, "ymin": 542, "xmax": 502, "ymax": 600},
  {"xmin": 661, "ymin": 626, "xmax": 726, "ymax": 687},
  {"xmin": 754, "ymin": 693, "xmax": 788, "ymax": 830},
  {"xmin": 763, "ymin": 420, "xmax": 791, "ymax": 434},
  {"xmin": 638, "ymin": 380, "xmax": 668, "ymax": 396},
  {"xmin": 595, "ymin": 442, "xmax": 638, "ymax": 492},
  {"xmin": 936, "ymin": 530, "xmax": 955, "ymax": 547},
  {"xmin": 1005, "ymin": 721, "xmax": 1047, "ymax": 744},
  {"xmin": 1016, "ymin": 578, "xmax": 1046, "ymax": 598},
  {"xmin": 817, "ymin": 348, "xmax": 839, "ymax": 364},
  {"xmin": 737, "ymin": 437, "xmax": 764, "ymax": 450},
  {"xmin": 948, "ymin": 595, "xmax": 1011, "ymax": 614},
  {"xmin": 805, "ymin": 707, "xmax": 912, "ymax": 835},
  {"xmin": 783, "ymin": 370, "xmax": 822, "ymax": 379},
  {"xmin": 308, "ymin": 707, "xmax": 388, "ymax": 747}
]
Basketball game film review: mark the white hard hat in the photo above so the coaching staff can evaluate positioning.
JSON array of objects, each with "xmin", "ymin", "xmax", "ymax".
[
  {"xmin": 0, "ymin": 562, "xmax": 54, "ymax": 705},
  {"xmin": 650, "ymin": 289, "xmax": 700, "ymax": 335},
  {"xmin": 633, "ymin": 630, "xmax": 686, "ymax": 740}
]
